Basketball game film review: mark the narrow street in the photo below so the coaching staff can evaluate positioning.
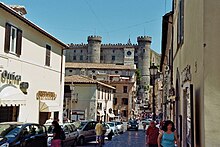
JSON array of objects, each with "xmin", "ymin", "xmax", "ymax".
[
  {"xmin": 104, "ymin": 131, "xmax": 146, "ymax": 147},
  {"xmin": 78, "ymin": 129, "xmax": 147, "ymax": 147}
]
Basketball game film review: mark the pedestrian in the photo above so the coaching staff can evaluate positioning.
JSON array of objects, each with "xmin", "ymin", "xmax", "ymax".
[
  {"xmin": 157, "ymin": 120, "xmax": 179, "ymax": 147},
  {"xmin": 146, "ymin": 121, "xmax": 159, "ymax": 147},
  {"xmin": 51, "ymin": 120, "xmax": 62, "ymax": 147},
  {"xmin": 95, "ymin": 119, "xmax": 103, "ymax": 147}
]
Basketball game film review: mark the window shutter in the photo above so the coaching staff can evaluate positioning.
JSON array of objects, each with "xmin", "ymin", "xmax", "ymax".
[
  {"xmin": 16, "ymin": 29, "xmax": 22, "ymax": 56},
  {"xmin": 4, "ymin": 23, "xmax": 11, "ymax": 53}
]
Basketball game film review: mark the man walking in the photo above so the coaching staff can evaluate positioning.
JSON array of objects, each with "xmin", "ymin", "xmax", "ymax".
[
  {"xmin": 146, "ymin": 121, "xmax": 159, "ymax": 147},
  {"xmin": 95, "ymin": 120, "xmax": 103, "ymax": 146}
]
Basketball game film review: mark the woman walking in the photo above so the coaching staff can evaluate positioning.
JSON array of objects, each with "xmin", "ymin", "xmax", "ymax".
[
  {"xmin": 51, "ymin": 120, "xmax": 62, "ymax": 147},
  {"xmin": 157, "ymin": 120, "xmax": 179, "ymax": 147}
]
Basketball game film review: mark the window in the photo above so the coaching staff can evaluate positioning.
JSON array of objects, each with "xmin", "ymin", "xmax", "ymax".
[
  {"xmin": 113, "ymin": 98, "xmax": 117, "ymax": 105},
  {"xmin": 100, "ymin": 56, "xmax": 103, "ymax": 60},
  {"xmin": 69, "ymin": 70, "xmax": 72, "ymax": 72},
  {"xmin": 122, "ymin": 110, "xmax": 127, "ymax": 117},
  {"xmin": 115, "ymin": 71, "xmax": 118, "ymax": 74},
  {"xmin": 73, "ymin": 56, "xmax": 76, "ymax": 60},
  {"xmin": 4, "ymin": 23, "xmax": 22, "ymax": 56},
  {"xmin": 45, "ymin": 44, "xmax": 51, "ymax": 66},
  {"xmin": 177, "ymin": 0, "xmax": 184, "ymax": 47},
  {"xmin": 122, "ymin": 98, "xmax": 128, "ymax": 105},
  {"xmin": 123, "ymin": 86, "xmax": 128, "ymax": 93},
  {"xmin": 97, "ymin": 103, "xmax": 102, "ymax": 110},
  {"xmin": 112, "ymin": 56, "xmax": 115, "ymax": 61},
  {"xmin": 74, "ymin": 50, "xmax": 76, "ymax": 53},
  {"xmin": 113, "ymin": 50, "xmax": 115, "ymax": 53},
  {"xmin": 80, "ymin": 55, "xmax": 83, "ymax": 60},
  {"xmin": 81, "ymin": 50, "xmax": 83, "ymax": 53}
]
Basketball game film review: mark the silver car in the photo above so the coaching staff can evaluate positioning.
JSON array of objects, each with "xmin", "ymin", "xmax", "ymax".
[
  {"xmin": 74, "ymin": 121, "xmax": 97, "ymax": 146},
  {"xmin": 45, "ymin": 123, "xmax": 78, "ymax": 147}
]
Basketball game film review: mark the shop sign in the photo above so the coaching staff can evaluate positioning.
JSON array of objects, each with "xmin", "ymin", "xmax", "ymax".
[
  {"xmin": 1, "ymin": 70, "xmax": 21, "ymax": 85},
  {"xmin": 36, "ymin": 91, "xmax": 57, "ymax": 100}
]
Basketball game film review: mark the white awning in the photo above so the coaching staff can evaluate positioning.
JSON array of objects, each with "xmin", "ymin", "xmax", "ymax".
[
  {"xmin": 97, "ymin": 110, "xmax": 104, "ymax": 116},
  {"xmin": 108, "ymin": 112, "xmax": 115, "ymax": 118},
  {"xmin": 39, "ymin": 100, "xmax": 60, "ymax": 112},
  {"xmin": 0, "ymin": 85, "xmax": 26, "ymax": 106}
]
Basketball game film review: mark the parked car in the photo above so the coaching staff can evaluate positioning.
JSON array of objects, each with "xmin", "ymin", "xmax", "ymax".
[
  {"xmin": 45, "ymin": 123, "xmax": 78, "ymax": 147},
  {"xmin": 114, "ymin": 121, "xmax": 124, "ymax": 134},
  {"xmin": 74, "ymin": 121, "xmax": 97, "ymax": 146},
  {"xmin": 0, "ymin": 122, "xmax": 47, "ymax": 147},
  {"xmin": 102, "ymin": 123, "xmax": 114, "ymax": 140},
  {"xmin": 106, "ymin": 122, "xmax": 118, "ymax": 134},
  {"xmin": 127, "ymin": 120, "xmax": 139, "ymax": 131},
  {"xmin": 141, "ymin": 119, "xmax": 151, "ymax": 125}
]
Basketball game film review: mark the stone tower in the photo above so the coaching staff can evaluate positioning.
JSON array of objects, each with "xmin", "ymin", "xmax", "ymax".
[
  {"xmin": 137, "ymin": 36, "xmax": 152, "ymax": 102},
  {"xmin": 87, "ymin": 36, "xmax": 102, "ymax": 63}
]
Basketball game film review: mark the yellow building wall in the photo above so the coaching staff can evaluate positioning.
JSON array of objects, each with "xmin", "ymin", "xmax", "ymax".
[{"xmin": 204, "ymin": 0, "xmax": 220, "ymax": 146}]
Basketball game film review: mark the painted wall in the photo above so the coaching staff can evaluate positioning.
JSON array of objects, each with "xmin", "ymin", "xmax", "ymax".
[
  {"xmin": 71, "ymin": 84, "xmax": 97, "ymax": 120},
  {"xmin": 173, "ymin": 0, "xmax": 205, "ymax": 146},
  {"xmin": 204, "ymin": 0, "xmax": 220, "ymax": 146},
  {"xmin": 0, "ymin": 8, "xmax": 65, "ymax": 123}
]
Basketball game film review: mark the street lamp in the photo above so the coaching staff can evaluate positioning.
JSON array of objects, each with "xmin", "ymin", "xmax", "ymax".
[{"xmin": 149, "ymin": 63, "xmax": 158, "ymax": 121}]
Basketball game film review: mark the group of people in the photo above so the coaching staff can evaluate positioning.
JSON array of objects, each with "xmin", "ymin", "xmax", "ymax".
[{"xmin": 146, "ymin": 120, "xmax": 179, "ymax": 147}]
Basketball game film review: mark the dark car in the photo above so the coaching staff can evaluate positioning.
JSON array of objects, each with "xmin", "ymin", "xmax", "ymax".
[
  {"xmin": 45, "ymin": 123, "xmax": 78, "ymax": 147},
  {"xmin": 127, "ymin": 120, "xmax": 139, "ymax": 131},
  {"xmin": 0, "ymin": 122, "xmax": 47, "ymax": 147}
]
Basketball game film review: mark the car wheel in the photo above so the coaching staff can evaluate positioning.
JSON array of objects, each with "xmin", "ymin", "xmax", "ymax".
[{"xmin": 78, "ymin": 137, "xmax": 85, "ymax": 146}]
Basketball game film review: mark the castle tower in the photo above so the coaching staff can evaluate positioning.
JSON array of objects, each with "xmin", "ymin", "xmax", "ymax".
[
  {"xmin": 87, "ymin": 36, "xmax": 102, "ymax": 63},
  {"xmin": 137, "ymin": 36, "xmax": 152, "ymax": 103}
]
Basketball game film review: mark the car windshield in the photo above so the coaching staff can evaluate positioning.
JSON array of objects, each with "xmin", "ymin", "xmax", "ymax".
[
  {"xmin": 74, "ymin": 121, "xmax": 87, "ymax": 130},
  {"xmin": 0, "ymin": 124, "xmax": 22, "ymax": 139},
  {"xmin": 107, "ymin": 123, "xmax": 114, "ymax": 127}
]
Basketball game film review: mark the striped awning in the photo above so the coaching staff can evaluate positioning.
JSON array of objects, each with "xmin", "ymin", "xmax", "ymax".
[
  {"xmin": 39, "ymin": 100, "xmax": 60, "ymax": 112},
  {"xmin": 0, "ymin": 85, "xmax": 26, "ymax": 106}
]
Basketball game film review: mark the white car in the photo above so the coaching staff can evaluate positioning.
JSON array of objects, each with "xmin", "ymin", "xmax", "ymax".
[
  {"xmin": 114, "ymin": 121, "xmax": 124, "ymax": 134},
  {"xmin": 106, "ymin": 122, "xmax": 119, "ymax": 134}
]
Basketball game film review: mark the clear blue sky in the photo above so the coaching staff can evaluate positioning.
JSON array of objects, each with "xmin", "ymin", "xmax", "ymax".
[{"xmin": 2, "ymin": 0, "xmax": 172, "ymax": 53}]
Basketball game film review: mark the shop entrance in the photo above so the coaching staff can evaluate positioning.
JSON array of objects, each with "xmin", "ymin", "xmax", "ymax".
[{"xmin": 0, "ymin": 106, "xmax": 19, "ymax": 122}]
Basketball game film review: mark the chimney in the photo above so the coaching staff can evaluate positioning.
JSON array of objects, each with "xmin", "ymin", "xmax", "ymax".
[{"xmin": 9, "ymin": 5, "xmax": 27, "ymax": 17}]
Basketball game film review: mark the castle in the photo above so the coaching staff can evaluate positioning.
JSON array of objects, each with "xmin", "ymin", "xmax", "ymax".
[{"xmin": 64, "ymin": 35, "xmax": 160, "ymax": 120}]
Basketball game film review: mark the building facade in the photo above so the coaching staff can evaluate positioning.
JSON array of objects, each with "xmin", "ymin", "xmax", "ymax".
[
  {"xmin": 65, "ymin": 62, "xmax": 136, "ymax": 121},
  {"xmin": 64, "ymin": 75, "xmax": 114, "ymax": 122},
  {"xmin": 0, "ymin": 3, "xmax": 67, "ymax": 124},
  {"xmin": 65, "ymin": 36, "xmax": 160, "ymax": 114},
  {"xmin": 169, "ymin": 0, "xmax": 220, "ymax": 146}
]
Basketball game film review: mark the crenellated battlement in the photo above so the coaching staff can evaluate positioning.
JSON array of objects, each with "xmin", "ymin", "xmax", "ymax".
[
  {"xmin": 137, "ymin": 36, "xmax": 152, "ymax": 43},
  {"xmin": 67, "ymin": 43, "xmax": 88, "ymax": 48},
  {"xmin": 87, "ymin": 35, "xmax": 102, "ymax": 42}
]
